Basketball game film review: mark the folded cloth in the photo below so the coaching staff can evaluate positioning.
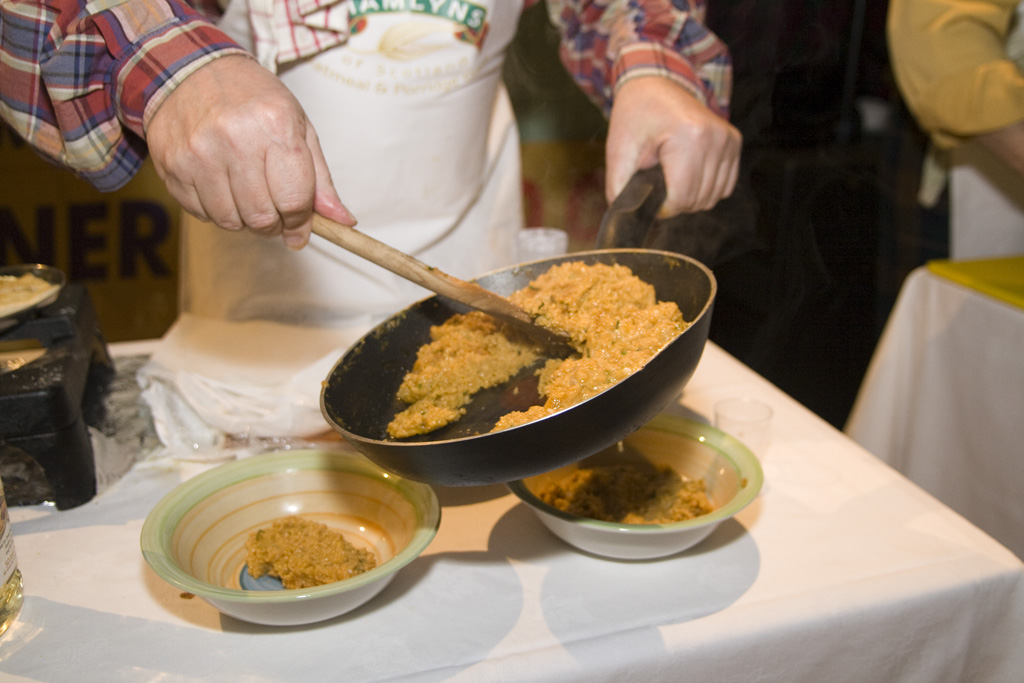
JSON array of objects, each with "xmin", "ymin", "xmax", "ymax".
[{"xmin": 137, "ymin": 314, "xmax": 369, "ymax": 452}]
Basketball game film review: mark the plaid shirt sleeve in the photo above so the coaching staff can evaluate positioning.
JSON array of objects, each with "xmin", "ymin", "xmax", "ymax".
[
  {"xmin": 540, "ymin": 0, "xmax": 732, "ymax": 119},
  {"xmin": 0, "ymin": 0, "xmax": 250, "ymax": 191}
]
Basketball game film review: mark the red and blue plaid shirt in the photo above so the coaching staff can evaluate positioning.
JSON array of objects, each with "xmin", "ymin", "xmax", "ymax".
[{"xmin": 0, "ymin": 0, "xmax": 731, "ymax": 191}]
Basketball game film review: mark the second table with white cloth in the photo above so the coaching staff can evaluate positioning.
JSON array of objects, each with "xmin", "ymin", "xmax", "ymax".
[{"xmin": 846, "ymin": 257, "xmax": 1024, "ymax": 561}]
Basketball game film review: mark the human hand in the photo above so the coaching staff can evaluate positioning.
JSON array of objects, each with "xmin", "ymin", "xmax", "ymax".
[
  {"xmin": 146, "ymin": 55, "xmax": 356, "ymax": 249},
  {"xmin": 976, "ymin": 119, "xmax": 1024, "ymax": 177},
  {"xmin": 606, "ymin": 76, "xmax": 742, "ymax": 215}
]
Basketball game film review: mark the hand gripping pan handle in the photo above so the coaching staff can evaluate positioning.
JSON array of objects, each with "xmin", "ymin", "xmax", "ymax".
[{"xmin": 596, "ymin": 165, "xmax": 667, "ymax": 249}]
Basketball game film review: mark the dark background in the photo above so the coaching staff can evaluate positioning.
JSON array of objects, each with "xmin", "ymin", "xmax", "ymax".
[{"xmin": 507, "ymin": 0, "xmax": 950, "ymax": 430}]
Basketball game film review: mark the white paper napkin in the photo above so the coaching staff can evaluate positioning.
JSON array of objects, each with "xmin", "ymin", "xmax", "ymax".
[{"xmin": 137, "ymin": 314, "xmax": 369, "ymax": 452}]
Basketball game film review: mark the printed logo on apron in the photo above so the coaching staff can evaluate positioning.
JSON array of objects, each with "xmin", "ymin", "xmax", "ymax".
[
  {"xmin": 302, "ymin": 2, "xmax": 496, "ymax": 105},
  {"xmin": 349, "ymin": 1, "xmax": 489, "ymax": 50}
]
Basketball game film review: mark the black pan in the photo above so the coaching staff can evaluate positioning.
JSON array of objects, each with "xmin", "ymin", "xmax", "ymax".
[{"xmin": 320, "ymin": 248, "xmax": 715, "ymax": 486}]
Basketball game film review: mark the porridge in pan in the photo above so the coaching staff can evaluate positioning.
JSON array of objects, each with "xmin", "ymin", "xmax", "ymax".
[{"xmin": 387, "ymin": 261, "xmax": 689, "ymax": 438}]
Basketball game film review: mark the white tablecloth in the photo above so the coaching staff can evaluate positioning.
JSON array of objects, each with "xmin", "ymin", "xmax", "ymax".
[
  {"xmin": 4, "ymin": 342, "xmax": 1023, "ymax": 682},
  {"xmin": 845, "ymin": 265, "xmax": 1024, "ymax": 560}
]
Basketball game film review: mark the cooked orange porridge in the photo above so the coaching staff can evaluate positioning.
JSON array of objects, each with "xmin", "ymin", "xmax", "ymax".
[
  {"xmin": 535, "ymin": 461, "xmax": 714, "ymax": 524},
  {"xmin": 245, "ymin": 516, "xmax": 377, "ymax": 589},
  {"xmin": 387, "ymin": 261, "xmax": 688, "ymax": 438}
]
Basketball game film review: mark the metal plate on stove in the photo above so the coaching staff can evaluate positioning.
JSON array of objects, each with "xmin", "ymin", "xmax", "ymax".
[
  {"xmin": 0, "ymin": 264, "xmax": 66, "ymax": 331},
  {"xmin": 0, "ymin": 339, "xmax": 46, "ymax": 375}
]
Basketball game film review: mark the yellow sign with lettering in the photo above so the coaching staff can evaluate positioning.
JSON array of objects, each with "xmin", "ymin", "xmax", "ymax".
[{"xmin": 1, "ymin": 125, "xmax": 180, "ymax": 342}]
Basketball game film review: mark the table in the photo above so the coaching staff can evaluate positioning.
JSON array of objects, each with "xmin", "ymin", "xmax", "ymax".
[
  {"xmin": 4, "ymin": 341, "xmax": 1023, "ymax": 682},
  {"xmin": 845, "ymin": 258, "xmax": 1024, "ymax": 560}
]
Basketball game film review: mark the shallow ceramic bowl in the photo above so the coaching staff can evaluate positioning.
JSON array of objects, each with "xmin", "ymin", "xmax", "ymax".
[
  {"xmin": 508, "ymin": 414, "xmax": 762, "ymax": 560},
  {"xmin": 141, "ymin": 449, "xmax": 440, "ymax": 626}
]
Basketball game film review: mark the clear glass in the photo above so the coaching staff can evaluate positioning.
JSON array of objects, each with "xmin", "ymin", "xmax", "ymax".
[
  {"xmin": 0, "ymin": 477, "xmax": 23, "ymax": 638},
  {"xmin": 516, "ymin": 227, "xmax": 569, "ymax": 263},
  {"xmin": 0, "ymin": 569, "xmax": 23, "ymax": 637},
  {"xmin": 713, "ymin": 396, "xmax": 773, "ymax": 456}
]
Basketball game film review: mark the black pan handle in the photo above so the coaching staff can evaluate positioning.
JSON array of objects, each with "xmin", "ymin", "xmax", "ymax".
[{"xmin": 595, "ymin": 165, "xmax": 667, "ymax": 249}]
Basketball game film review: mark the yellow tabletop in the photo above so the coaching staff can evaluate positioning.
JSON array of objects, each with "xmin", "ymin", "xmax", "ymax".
[{"xmin": 928, "ymin": 256, "xmax": 1024, "ymax": 311}]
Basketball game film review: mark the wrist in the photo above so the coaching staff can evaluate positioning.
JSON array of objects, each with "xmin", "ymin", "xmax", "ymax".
[
  {"xmin": 113, "ymin": 18, "xmax": 250, "ymax": 139},
  {"xmin": 143, "ymin": 51, "xmax": 256, "ymax": 138}
]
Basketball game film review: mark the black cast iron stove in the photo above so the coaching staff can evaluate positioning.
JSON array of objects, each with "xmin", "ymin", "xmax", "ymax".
[{"xmin": 0, "ymin": 283, "xmax": 114, "ymax": 509}]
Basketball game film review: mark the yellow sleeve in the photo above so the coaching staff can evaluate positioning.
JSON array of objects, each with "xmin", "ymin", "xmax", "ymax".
[{"xmin": 888, "ymin": 0, "xmax": 1024, "ymax": 148}]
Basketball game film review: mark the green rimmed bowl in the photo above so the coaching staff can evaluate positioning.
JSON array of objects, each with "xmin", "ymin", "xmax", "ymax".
[
  {"xmin": 141, "ymin": 449, "xmax": 440, "ymax": 626},
  {"xmin": 508, "ymin": 414, "xmax": 763, "ymax": 560}
]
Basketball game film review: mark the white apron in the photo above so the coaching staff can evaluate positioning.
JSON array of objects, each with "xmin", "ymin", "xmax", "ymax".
[
  {"xmin": 180, "ymin": 0, "xmax": 525, "ymax": 333},
  {"xmin": 143, "ymin": 0, "xmax": 527, "ymax": 443}
]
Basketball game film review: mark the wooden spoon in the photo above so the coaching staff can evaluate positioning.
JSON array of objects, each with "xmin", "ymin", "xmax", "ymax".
[{"xmin": 311, "ymin": 214, "xmax": 574, "ymax": 354}]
